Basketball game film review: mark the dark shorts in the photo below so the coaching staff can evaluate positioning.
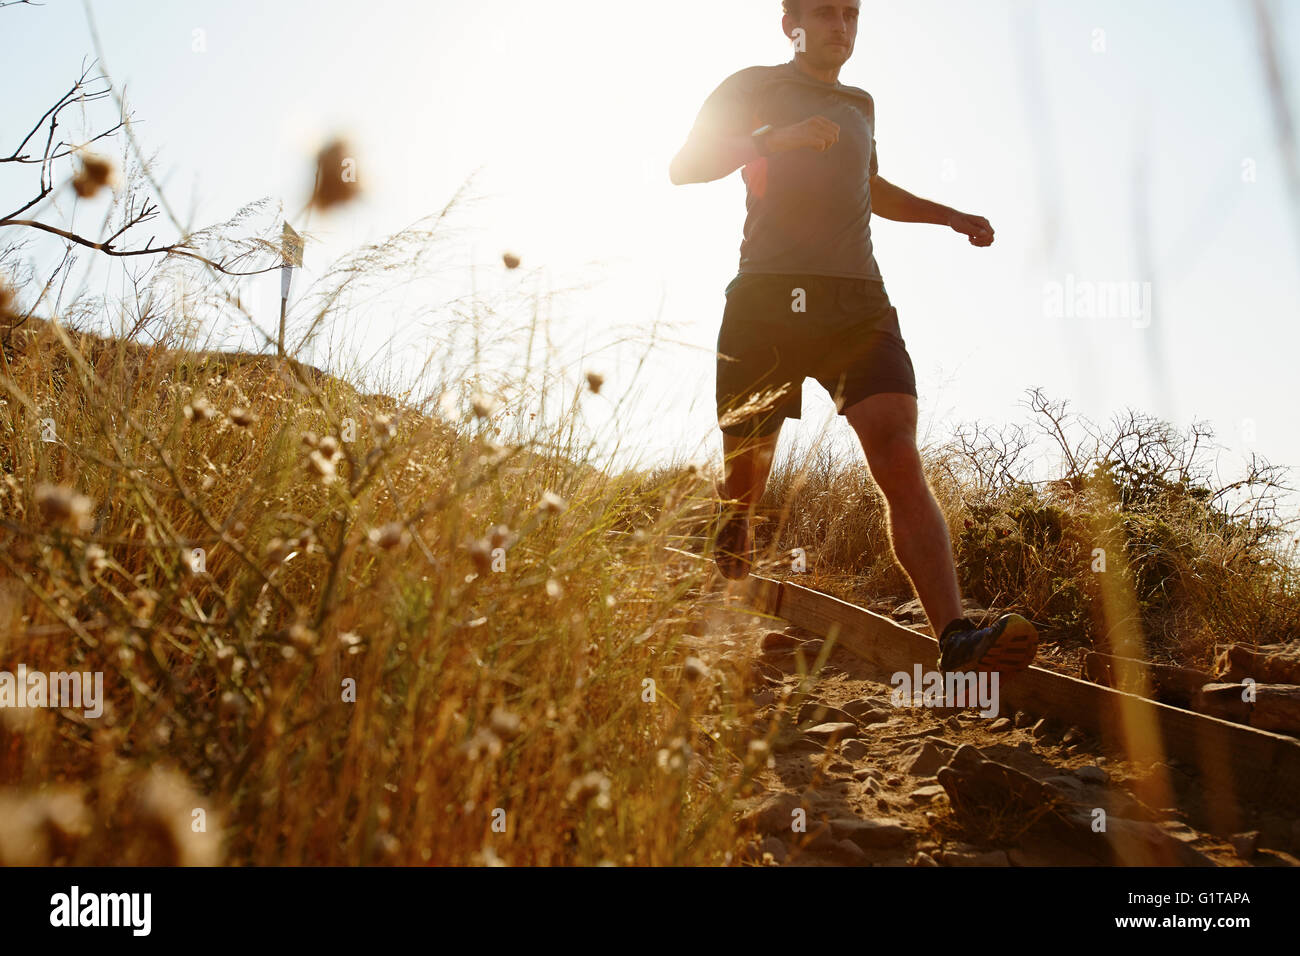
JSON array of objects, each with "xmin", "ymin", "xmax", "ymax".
[{"xmin": 715, "ymin": 273, "xmax": 918, "ymax": 438}]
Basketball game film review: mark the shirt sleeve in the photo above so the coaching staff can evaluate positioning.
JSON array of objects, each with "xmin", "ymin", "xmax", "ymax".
[{"xmin": 689, "ymin": 69, "xmax": 759, "ymax": 141}]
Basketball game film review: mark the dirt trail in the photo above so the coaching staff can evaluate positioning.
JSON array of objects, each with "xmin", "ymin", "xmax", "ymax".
[{"xmin": 684, "ymin": 584, "xmax": 1300, "ymax": 868}]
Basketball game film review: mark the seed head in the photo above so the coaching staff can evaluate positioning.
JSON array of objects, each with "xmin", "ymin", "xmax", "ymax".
[
  {"xmin": 368, "ymin": 522, "xmax": 409, "ymax": 551},
  {"xmin": 309, "ymin": 138, "xmax": 362, "ymax": 210},
  {"xmin": 585, "ymin": 371, "xmax": 605, "ymax": 394},
  {"xmin": 71, "ymin": 151, "xmax": 120, "ymax": 198},
  {"xmin": 35, "ymin": 484, "xmax": 94, "ymax": 533},
  {"xmin": 183, "ymin": 395, "xmax": 216, "ymax": 422},
  {"xmin": 538, "ymin": 490, "xmax": 567, "ymax": 515},
  {"xmin": 566, "ymin": 771, "xmax": 612, "ymax": 810},
  {"xmin": 307, "ymin": 449, "xmax": 336, "ymax": 482}
]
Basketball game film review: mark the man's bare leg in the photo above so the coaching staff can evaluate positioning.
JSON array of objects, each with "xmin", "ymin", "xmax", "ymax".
[
  {"xmin": 713, "ymin": 428, "xmax": 779, "ymax": 578},
  {"xmin": 844, "ymin": 393, "xmax": 964, "ymax": 638},
  {"xmin": 721, "ymin": 429, "xmax": 779, "ymax": 509}
]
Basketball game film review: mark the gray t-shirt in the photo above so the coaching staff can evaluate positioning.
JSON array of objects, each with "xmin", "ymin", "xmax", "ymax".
[{"xmin": 689, "ymin": 60, "xmax": 882, "ymax": 281}]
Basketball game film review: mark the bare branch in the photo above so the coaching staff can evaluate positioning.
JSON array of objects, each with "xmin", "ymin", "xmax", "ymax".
[{"xmin": 0, "ymin": 218, "xmax": 278, "ymax": 277}]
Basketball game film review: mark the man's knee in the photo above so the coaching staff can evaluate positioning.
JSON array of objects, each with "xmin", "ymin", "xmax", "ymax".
[{"xmin": 861, "ymin": 430, "xmax": 925, "ymax": 497}]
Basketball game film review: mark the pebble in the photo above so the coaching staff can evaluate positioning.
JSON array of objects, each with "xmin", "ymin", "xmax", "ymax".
[
  {"xmin": 840, "ymin": 739, "xmax": 872, "ymax": 761},
  {"xmin": 1076, "ymin": 765, "xmax": 1109, "ymax": 785},
  {"xmin": 831, "ymin": 817, "xmax": 913, "ymax": 849},
  {"xmin": 805, "ymin": 722, "xmax": 859, "ymax": 743},
  {"xmin": 909, "ymin": 784, "xmax": 947, "ymax": 803},
  {"xmin": 905, "ymin": 742, "xmax": 948, "ymax": 777}
]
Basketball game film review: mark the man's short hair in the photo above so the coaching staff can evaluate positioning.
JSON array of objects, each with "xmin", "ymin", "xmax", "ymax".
[{"xmin": 783, "ymin": 0, "xmax": 801, "ymax": 18}]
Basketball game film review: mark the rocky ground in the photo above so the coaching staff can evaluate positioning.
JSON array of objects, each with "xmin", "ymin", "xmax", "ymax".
[{"xmin": 684, "ymin": 586, "xmax": 1300, "ymax": 868}]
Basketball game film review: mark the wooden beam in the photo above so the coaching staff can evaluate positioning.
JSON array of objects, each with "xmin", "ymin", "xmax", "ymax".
[{"xmin": 753, "ymin": 574, "xmax": 1300, "ymax": 818}]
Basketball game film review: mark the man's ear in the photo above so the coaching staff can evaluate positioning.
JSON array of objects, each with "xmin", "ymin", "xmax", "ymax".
[{"xmin": 781, "ymin": 14, "xmax": 798, "ymax": 40}]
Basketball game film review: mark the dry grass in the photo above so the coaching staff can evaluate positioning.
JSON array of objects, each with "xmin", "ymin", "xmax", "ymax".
[{"xmin": 0, "ymin": 285, "xmax": 771, "ymax": 865}]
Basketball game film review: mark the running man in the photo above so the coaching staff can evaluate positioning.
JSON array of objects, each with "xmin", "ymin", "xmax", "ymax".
[{"xmin": 669, "ymin": 0, "xmax": 1038, "ymax": 675}]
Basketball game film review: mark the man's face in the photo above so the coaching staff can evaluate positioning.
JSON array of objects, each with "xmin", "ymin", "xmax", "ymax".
[{"xmin": 785, "ymin": 2, "xmax": 860, "ymax": 68}]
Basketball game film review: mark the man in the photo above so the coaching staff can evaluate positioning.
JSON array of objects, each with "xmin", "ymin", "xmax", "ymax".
[{"xmin": 669, "ymin": 0, "xmax": 1038, "ymax": 675}]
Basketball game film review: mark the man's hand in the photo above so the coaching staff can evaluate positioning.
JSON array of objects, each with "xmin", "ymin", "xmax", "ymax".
[
  {"xmin": 769, "ymin": 115, "xmax": 840, "ymax": 154},
  {"xmin": 948, "ymin": 211, "xmax": 994, "ymax": 247}
]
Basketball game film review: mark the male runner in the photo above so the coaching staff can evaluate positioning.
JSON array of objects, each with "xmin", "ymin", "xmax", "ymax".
[{"xmin": 669, "ymin": 0, "xmax": 1038, "ymax": 675}]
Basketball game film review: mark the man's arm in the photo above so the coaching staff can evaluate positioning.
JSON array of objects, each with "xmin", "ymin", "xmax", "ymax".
[
  {"xmin": 870, "ymin": 174, "xmax": 995, "ymax": 247},
  {"xmin": 670, "ymin": 117, "xmax": 841, "ymax": 185}
]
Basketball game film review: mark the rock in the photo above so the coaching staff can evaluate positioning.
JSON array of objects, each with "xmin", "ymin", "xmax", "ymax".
[
  {"xmin": 1213, "ymin": 642, "xmax": 1300, "ymax": 685},
  {"xmin": 833, "ymin": 838, "xmax": 870, "ymax": 865},
  {"xmin": 1191, "ymin": 683, "xmax": 1253, "ymax": 724},
  {"xmin": 831, "ymin": 817, "xmax": 913, "ymax": 849},
  {"xmin": 912, "ymin": 851, "xmax": 940, "ymax": 866},
  {"xmin": 826, "ymin": 760, "xmax": 855, "ymax": 774},
  {"xmin": 1009, "ymin": 833, "xmax": 1104, "ymax": 867},
  {"xmin": 840, "ymin": 739, "xmax": 871, "ymax": 761},
  {"xmin": 761, "ymin": 631, "xmax": 800, "ymax": 653},
  {"xmin": 1031, "ymin": 718, "xmax": 1057, "ymax": 741},
  {"xmin": 753, "ymin": 689, "xmax": 777, "ymax": 708},
  {"xmin": 989, "ymin": 718, "xmax": 1013, "ymax": 733},
  {"xmin": 905, "ymin": 742, "xmax": 948, "ymax": 777},
  {"xmin": 1061, "ymin": 726, "xmax": 1085, "ymax": 746},
  {"xmin": 798, "ymin": 701, "xmax": 858, "ymax": 727},
  {"xmin": 852, "ymin": 767, "xmax": 878, "ymax": 781},
  {"xmin": 1230, "ymin": 831, "xmax": 1259, "ymax": 859},
  {"xmin": 1014, "ymin": 711, "xmax": 1033, "ymax": 728},
  {"xmin": 862, "ymin": 777, "xmax": 882, "ymax": 794},
  {"xmin": 1043, "ymin": 775, "xmax": 1084, "ymax": 793},
  {"xmin": 748, "ymin": 660, "xmax": 785, "ymax": 685},
  {"xmin": 1076, "ymin": 765, "xmax": 1109, "ymax": 785},
  {"xmin": 886, "ymin": 775, "xmax": 903, "ymax": 787},
  {"xmin": 909, "ymin": 785, "xmax": 947, "ymax": 803},
  {"xmin": 743, "ymin": 792, "xmax": 805, "ymax": 834},
  {"xmin": 842, "ymin": 699, "xmax": 891, "ymax": 723},
  {"xmin": 760, "ymin": 836, "xmax": 788, "ymax": 863},
  {"xmin": 949, "ymin": 744, "xmax": 987, "ymax": 769},
  {"xmin": 1159, "ymin": 822, "xmax": 1196, "ymax": 842},
  {"xmin": 805, "ymin": 722, "xmax": 858, "ymax": 744},
  {"xmin": 772, "ymin": 735, "xmax": 822, "ymax": 755},
  {"xmin": 1102, "ymin": 817, "xmax": 1217, "ymax": 866},
  {"xmin": 937, "ymin": 756, "xmax": 1058, "ymax": 822},
  {"xmin": 803, "ymin": 821, "xmax": 841, "ymax": 852},
  {"xmin": 892, "ymin": 598, "xmax": 927, "ymax": 622},
  {"xmin": 1249, "ymin": 684, "xmax": 1300, "ymax": 735}
]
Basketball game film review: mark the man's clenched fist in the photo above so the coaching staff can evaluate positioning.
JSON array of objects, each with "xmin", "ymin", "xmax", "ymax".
[{"xmin": 770, "ymin": 115, "xmax": 841, "ymax": 154}]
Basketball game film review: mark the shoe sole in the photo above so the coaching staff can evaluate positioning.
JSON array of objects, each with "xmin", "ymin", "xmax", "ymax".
[{"xmin": 974, "ymin": 614, "xmax": 1040, "ymax": 674}]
